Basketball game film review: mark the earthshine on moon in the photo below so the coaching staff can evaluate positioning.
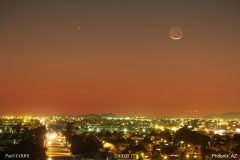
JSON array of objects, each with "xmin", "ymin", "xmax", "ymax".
[{"xmin": 169, "ymin": 26, "xmax": 183, "ymax": 40}]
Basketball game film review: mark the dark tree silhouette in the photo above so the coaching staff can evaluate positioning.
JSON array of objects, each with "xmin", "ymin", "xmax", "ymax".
[
  {"xmin": 131, "ymin": 143, "xmax": 147, "ymax": 154},
  {"xmin": 161, "ymin": 145, "xmax": 177, "ymax": 155},
  {"xmin": 71, "ymin": 134, "xmax": 102, "ymax": 158},
  {"xmin": 65, "ymin": 122, "xmax": 74, "ymax": 142},
  {"xmin": 232, "ymin": 144, "xmax": 240, "ymax": 154},
  {"xmin": 174, "ymin": 127, "xmax": 210, "ymax": 160},
  {"xmin": 2, "ymin": 126, "xmax": 47, "ymax": 160}
]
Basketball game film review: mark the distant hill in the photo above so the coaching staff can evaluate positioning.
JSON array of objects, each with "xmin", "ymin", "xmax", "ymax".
[
  {"xmin": 83, "ymin": 113, "xmax": 116, "ymax": 118},
  {"xmin": 205, "ymin": 112, "xmax": 240, "ymax": 120},
  {"xmin": 101, "ymin": 113, "xmax": 116, "ymax": 117}
]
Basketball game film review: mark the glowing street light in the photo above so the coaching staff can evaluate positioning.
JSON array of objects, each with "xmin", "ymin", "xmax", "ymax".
[{"xmin": 47, "ymin": 141, "xmax": 52, "ymax": 146}]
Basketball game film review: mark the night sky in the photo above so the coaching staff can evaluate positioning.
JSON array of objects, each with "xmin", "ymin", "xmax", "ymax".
[{"xmin": 0, "ymin": 0, "xmax": 240, "ymax": 116}]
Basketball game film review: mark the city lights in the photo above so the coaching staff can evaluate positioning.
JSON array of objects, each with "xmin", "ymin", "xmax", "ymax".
[{"xmin": 0, "ymin": 115, "xmax": 239, "ymax": 159}]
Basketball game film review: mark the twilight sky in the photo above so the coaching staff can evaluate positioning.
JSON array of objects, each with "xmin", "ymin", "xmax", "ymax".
[{"xmin": 0, "ymin": 0, "xmax": 240, "ymax": 116}]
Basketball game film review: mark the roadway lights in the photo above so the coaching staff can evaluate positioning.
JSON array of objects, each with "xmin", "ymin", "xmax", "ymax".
[
  {"xmin": 49, "ymin": 133, "xmax": 57, "ymax": 140},
  {"xmin": 47, "ymin": 141, "xmax": 52, "ymax": 146}
]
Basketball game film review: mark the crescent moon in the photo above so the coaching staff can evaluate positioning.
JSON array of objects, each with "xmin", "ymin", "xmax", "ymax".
[
  {"xmin": 170, "ymin": 34, "xmax": 183, "ymax": 40},
  {"xmin": 169, "ymin": 27, "xmax": 183, "ymax": 40}
]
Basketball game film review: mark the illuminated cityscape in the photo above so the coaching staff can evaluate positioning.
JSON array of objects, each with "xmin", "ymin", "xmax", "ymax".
[
  {"xmin": 1, "ymin": 0, "xmax": 240, "ymax": 159},
  {"xmin": 0, "ymin": 114, "xmax": 239, "ymax": 159}
]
